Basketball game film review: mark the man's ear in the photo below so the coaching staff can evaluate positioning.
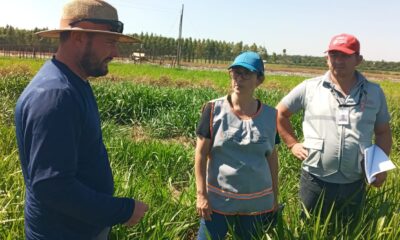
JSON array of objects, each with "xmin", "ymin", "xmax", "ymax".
[{"xmin": 70, "ymin": 31, "xmax": 86, "ymax": 46}]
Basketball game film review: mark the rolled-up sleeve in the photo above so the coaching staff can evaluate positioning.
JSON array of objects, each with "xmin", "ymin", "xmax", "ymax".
[{"xmin": 280, "ymin": 81, "xmax": 307, "ymax": 114}]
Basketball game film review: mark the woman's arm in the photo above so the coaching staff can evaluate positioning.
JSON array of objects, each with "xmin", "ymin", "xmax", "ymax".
[
  {"xmin": 194, "ymin": 136, "xmax": 212, "ymax": 220},
  {"xmin": 267, "ymin": 148, "xmax": 279, "ymax": 210}
]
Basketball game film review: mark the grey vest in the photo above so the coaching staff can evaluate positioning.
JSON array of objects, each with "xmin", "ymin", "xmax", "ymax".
[
  {"xmin": 302, "ymin": 73, "xmax": 384, "ymax": 182},
  {"xmin": 207, "ymin": 96, "xmax": 277, "ymax": 215}
]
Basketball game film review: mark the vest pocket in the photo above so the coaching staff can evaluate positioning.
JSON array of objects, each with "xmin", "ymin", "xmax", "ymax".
[{"xmin": 303, "ymin": 138, "xmax": 324, "ymax": 167}]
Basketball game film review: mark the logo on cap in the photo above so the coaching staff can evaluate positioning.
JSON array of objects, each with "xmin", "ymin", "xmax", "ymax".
[
  {"xmin": 326, "ymin": 33, "xmax": 360, "ymax": 55},
  {"xmin": 332, "ymin": 36, "xmax": 348, "ymax": 45}
]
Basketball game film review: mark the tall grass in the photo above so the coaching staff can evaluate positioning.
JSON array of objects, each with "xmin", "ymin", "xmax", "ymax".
[
  {"xmin": 95, "ymin": 82, "xmax": 220, "ymax": 138},
  {"xmin": 0, "ymin": 124, "xmax": 24, "ymax": 239},
  {"xmin": 1, "ymin": 59, "xmax": 399, "ymax": 239},
  {"xmin": 100, "ymin": 122, "xmax": 199, "ymax": 239},
  {"xmin": 0, "ymin": 65, "xmax": 31, "ymax": 126}
]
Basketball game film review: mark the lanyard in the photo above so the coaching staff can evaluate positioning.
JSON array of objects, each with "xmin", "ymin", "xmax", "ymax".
[{"xmin": 330, "ymin": 81, "xmax": 366, "ymax": 108}]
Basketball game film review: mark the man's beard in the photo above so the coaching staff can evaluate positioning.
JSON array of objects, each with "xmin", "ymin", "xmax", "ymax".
[{"xmin": 80, "ymin": 40, "xmax": 110, "ymax": 77}]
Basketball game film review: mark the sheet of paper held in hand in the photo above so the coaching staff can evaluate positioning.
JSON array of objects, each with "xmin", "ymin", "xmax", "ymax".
[{"xmin": 364, "ymin": 144, "xmax": 396, "ymax": 184}]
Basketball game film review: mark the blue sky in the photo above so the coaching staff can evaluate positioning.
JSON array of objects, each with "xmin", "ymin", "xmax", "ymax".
[{"xmin": 1, "ymin": 0, "xmax": 399, "ymax": 62}]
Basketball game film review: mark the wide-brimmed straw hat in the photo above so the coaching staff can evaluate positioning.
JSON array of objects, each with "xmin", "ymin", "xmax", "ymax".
[{"xmin": 36, "ymin": 0, "xmax": 139, "ymax": 43}]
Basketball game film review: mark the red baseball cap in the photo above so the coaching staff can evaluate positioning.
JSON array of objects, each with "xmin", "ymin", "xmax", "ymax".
[{"xmin": 326, "ymin": 33, "xmax": 360, "ymax": 54}]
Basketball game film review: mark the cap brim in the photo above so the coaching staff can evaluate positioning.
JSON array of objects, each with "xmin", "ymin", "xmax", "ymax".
[
  {"xmin": 35, "ymin": 29, "xmax": 140, "ymax": 43},
  {"xmin": 228, "ymin": 63, "xmax": 258, "ymax": 73},
  {"xmin": 325, "ymin": 46, "xmax": 355, "ymax": 55}
]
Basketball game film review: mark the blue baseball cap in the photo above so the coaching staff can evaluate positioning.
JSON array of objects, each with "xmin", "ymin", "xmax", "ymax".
[{"xmin": 228, "ymin": 51, "xmax": 265, "ymax": 76}]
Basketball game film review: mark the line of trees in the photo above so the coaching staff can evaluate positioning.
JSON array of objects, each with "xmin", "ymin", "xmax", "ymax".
[
  {"xmin": 1, "ymin": 25, "xmax": 400, "ymax": 72},
  {"xmin": 0, "ymin": 26, "xmax": 58, "ymax": 53}
]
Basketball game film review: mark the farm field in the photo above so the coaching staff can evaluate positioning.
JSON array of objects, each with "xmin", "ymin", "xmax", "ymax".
[{"xmin": 0, "ymin": 57, "xmax": 399, "ymax": 239}]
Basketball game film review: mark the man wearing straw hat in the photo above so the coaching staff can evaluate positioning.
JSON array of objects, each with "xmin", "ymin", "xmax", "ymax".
[{"xmin": 14, "ymin": 0, "xmax": 148, "ymax": 239}]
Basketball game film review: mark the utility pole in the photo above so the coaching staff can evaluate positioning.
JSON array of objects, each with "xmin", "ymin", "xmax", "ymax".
[{"xmin": 176, "ymin": 4, "xmax": 184, "ymax": 67}]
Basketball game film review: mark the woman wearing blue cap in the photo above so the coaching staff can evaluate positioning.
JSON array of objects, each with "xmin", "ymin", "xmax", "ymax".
[{"xmin": 195, "ymin": 51, "xmax": 280, "ymax": 239}]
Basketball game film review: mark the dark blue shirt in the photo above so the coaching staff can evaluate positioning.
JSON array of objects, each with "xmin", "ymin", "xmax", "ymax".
[{"xmin": 15, "ymin": 58, "xmax": 134, "ymax": 239}]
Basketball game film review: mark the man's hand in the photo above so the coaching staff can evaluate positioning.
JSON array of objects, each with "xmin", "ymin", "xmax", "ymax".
[
  {"xmin": 196, "ymin": 193, "xmax": 213, "ymax": 221},
  {"xmin": 291, "ymin": 143, "xmax": 308, "ymax": 161},
  {"xmin": 124, "ymin": 200, "xmax": 149, "ymax": 227},
  {"xmin": 371, "ymin": 171, "xmax": 387, "ymax": 188}
]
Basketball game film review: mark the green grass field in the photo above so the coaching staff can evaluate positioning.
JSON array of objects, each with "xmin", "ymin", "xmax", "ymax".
[{"xmin": 1, "ymin": 57, "xmax": 399, "ymax": 239}]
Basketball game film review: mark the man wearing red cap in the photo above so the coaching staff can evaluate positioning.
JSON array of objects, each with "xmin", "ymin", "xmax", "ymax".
[
  {"xmin": 15, "ymin": 1, "xmax": 148, "ymax": 239},
  {"xmin": 276, "ymin": 34, "xmax": 392, "ymax": 220}
]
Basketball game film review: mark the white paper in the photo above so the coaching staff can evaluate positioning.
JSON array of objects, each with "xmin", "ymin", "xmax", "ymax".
[{"xmin": 364, "ymin": 144, "xmax": 396, "ymax": 184}]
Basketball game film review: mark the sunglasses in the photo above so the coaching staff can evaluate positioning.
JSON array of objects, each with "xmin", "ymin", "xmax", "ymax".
[{"xmin": 69, "ymin": 18, "xmax": 124, "ymax": 33}]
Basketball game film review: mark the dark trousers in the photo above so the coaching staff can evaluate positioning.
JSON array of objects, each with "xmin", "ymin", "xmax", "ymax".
[
  {"xmin": 299, "ymin": 170, "xmax": 366, "ymax": 220},
  {"xmin": 93, "ymin": 227, "xmax": 110, "ymax": 240},
  {"xmin": 197, "ymin": 211, "xmax": 276, "ymax": 240}
]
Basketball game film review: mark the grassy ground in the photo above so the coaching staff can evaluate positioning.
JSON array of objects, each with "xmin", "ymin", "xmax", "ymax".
[{"xmin": 0, "ymin": 57, "xmax": 399, "ymax": 239}]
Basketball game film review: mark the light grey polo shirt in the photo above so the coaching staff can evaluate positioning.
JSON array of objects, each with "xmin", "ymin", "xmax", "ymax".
[{"xmin": 280, "ymin": 71, "xmax": 390, "ymax": 183}]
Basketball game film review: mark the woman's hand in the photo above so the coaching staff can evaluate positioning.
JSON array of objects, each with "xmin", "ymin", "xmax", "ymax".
[{"xmin": 196, "ymin": 193, "xmax": 212, "ymax": 221}]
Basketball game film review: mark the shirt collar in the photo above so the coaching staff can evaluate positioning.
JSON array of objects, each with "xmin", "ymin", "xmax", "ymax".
[
  {"xmin": 322, "ymin": 70, "xmax": 366, "ymax": 92},
  {"xmin": 51, "ymin": 56, "xmax": 90, "ymax": 86}
]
